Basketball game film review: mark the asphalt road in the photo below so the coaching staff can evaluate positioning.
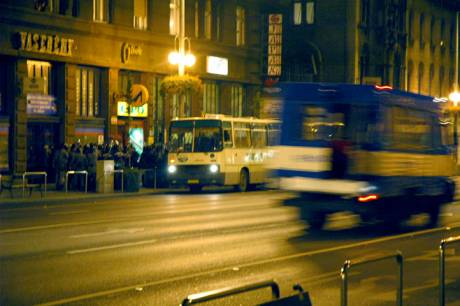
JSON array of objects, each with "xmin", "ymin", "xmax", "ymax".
[{"xmin": 1, "ymin": 189, "xmax": 460, "ymax": 306}]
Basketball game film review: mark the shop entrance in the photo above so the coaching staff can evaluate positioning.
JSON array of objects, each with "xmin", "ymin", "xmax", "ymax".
[{"xmin": 27, "ymin": 123, "xmax": 59, "ymax": 174}]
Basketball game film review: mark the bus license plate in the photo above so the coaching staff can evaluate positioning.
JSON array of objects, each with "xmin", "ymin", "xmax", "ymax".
[{"xmin": 188, "ymin": 179, "xmax": 199, "ymax": 184}]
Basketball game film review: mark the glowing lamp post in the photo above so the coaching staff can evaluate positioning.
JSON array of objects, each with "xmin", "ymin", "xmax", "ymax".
[
  {"xmin": 168, "ymin": 0, "xmax": 195, "ymax": 76},
  {"xmin": 450, "ymin": 11, "xmax": 459, "ymax": 165}
]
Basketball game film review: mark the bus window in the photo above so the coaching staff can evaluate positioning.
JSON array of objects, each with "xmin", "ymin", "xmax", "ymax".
[
  {"xmin": 223, "ymin": 121, "xmax": 233, "ymax": 148},
  {"xmin": 251, "ymin": 124, "xmax": 267, "ymax": 148},
  {"xmin": 301, "ymin": 105, "xmax": 346, "ymax": 141},
  {"xmin": 194, "ymin": 120, "xmax": 223, "ymax": 152},
  {"xmin": 234, "ymin": 122, "xmax": 251, "ymax": 148},
  {"xmin": 386, "ymin": 106, "xmax": 432, "ymax": 150},
  {"xmin": 169, "ymin": 120, "xmax": 193, "ymax": 152},
  {"xmin": 267, "ymin": 123, "xmax": 280, "ymax": 146}
]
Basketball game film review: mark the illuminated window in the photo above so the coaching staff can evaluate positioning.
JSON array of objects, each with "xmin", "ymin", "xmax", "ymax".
[
  {"xmin": 93, "ymin": 0, "xmax": 107, "ymax": 22},
  {"xmin": 204, "ymin": 0, "xmax": 212, "ymax": 39},
  {"xmin": 76, "ymin": 66, "xmax": 101, "ymax": 117},
  {"xmin": 231, "ymin": 84, "xmax": 244, "ymax": 117},
  {"xmin": 133, "ymin": 0, "xmax": 147, "ymax": 30},
  {"xmin": 306, "ymin": 1, "xmax": 314, "ymax": 24},
  {"xmin": 169, "ymin": 0, "xmax": 179, "ymax": 35},
  {"xmin": 194, "ymin": 0, "xmax": 199, "ymax": 38},
  {"xmin": 27, "ymin": 60, "xmax": 52, "ymax": 95},
  {"xmin": 293, "ymin": 2, "xmax": 301, "ymax": 25},
  {"xmin": 203, "ymin": 81, "xmax": 219, "ymax": 114},
  {"xmin": 236, "ymin": 6, "xmax": 246, "ymax": 46}
]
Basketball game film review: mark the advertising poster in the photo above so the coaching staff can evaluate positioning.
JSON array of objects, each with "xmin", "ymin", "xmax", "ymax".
[{"xmin": 0, "ymin": 122, "xmax": 9, "ymax": 171}]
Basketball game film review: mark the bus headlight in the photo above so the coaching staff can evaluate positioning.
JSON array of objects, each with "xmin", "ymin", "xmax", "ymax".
[
  {"xmin": 168, "ymin": 165, "xmax": 177, "ymax": 174},
  {"xmin": 209, "ymin": 164, "xmax": 219, "ymax": 173}
]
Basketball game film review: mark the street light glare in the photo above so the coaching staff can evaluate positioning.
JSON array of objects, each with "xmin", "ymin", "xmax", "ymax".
[
  {"xmin": 449, "ymin": 91, "xmax": 460, "ymax": 105},
  {"xmin": 185, "ymin": 53, "xmax": 196, "ymax": 67},
  {"xmin": 168, "ymin": 51, "xmax": 180, "ymax": 65}
]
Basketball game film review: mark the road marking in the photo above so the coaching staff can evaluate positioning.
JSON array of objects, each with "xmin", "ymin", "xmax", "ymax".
[
  {"xmin": 66, "ymin": 239, "xmax": 157, "ymax": 255},
  {"xmin": 49, "ymin": 210, "xmax": 89, "ymax": 216},
  {"xmin": 70, "ymin": 228, "xmax": 145, "ymax": 238},
  {"xmin": 38, "ymin": 224, "xmax": 460, "ymax": 306}
]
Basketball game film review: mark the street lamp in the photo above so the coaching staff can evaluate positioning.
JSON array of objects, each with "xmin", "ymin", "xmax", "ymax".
[
  {"xmin": 168, "ymin": 0, "xmax": 195, "ymax": 76},
  {"xmin": 449, "ymin": 11, "xmax": 460, "ymax": 164}
]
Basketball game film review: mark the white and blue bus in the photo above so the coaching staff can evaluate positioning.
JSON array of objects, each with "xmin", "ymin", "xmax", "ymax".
[
  {"xmin": 270, "ymin": 82, "xmax": 455, "ymax": 229},
  {"xmin": 166, "ymin": 115, "xmax": 279, "ymax": 192}
]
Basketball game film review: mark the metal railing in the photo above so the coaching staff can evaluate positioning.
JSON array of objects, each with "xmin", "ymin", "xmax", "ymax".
[
  {"xmin": 65, "ymin": 170, "xmax": 88, "ymax": 193},
  {"xmin": 181, "ymin": 279, "xmax": 280, "ymax": 306},
  {"xmin": 341, "ymin": 251, "xmax": 403, "ymax": 306},
  {"xmin": 22, "ymin": 171, "xmax": 47, "ymax": 198},
  {"xmin": 439, "ymin": 235, "xmax": 460, "ymax": 306}
]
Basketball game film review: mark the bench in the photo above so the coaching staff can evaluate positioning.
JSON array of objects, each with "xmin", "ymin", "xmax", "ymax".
[{"xmin": 0, "ymin": 174, "xmax": 44, "ymax": 198}]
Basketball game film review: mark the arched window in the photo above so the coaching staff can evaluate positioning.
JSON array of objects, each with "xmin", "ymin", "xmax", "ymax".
[
  {"xmin": 439, "ymin": 66, "xmax": 445, "ymax": 97},
  {"xmin": 418, "ymin": 62, "xmax": 424, "ymax": 94},
  {"xmin": 429, "ymin": 63, "xmax": 434, "ymax": 95},
  {"xmin": 430, "ymin": 16, "xmax": 435, "ymax": 50},
  {"xmin": 419, "ymin": 13, "xmax": 425, "ymax": 49},
  {"xmin": 407, "ymin": 60, "xmax": 413, "ymax": 92},
  {"xmin": 408, "ymin": 10, "xmax": 414, "ymax": 44},
  {"xmin": 440, "ymin": 19, "xmax": 446, "ymax": 53}
]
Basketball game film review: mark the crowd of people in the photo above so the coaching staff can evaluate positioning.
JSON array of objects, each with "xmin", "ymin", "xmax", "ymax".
[{"xmin": 29, "ymin": 140, "xmax": 169, "ymax": 191}]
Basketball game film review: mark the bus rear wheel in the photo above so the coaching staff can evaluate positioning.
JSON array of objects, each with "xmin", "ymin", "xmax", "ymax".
[{"xmin": 236, "ymin": 169, "xmax": 249, "ymax": 192}]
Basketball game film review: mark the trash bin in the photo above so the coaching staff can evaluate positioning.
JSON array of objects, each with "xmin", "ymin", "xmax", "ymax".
[{"xmin": 96, "ymin": 160, "xmax": 114, "ymax": 193}]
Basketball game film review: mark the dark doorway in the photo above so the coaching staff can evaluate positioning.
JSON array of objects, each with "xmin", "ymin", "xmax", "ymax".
[{"xmin": 27, "ymin": 123, "xmax": 59, "ymax": 175}]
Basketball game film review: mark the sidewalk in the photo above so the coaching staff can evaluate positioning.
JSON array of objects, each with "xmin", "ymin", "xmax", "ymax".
[{"xmin": 0, "ymin": 186, "xmax": 169, "ymax": 208}]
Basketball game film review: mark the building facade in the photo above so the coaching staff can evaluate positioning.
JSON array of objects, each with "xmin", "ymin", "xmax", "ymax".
[
  {"xmin": 260, "ymin": 0, "xmax": 458, "ymax": 95},
  {"xmin": 0, "ymin": 0, "xmax": 263, "ymax": 174}
]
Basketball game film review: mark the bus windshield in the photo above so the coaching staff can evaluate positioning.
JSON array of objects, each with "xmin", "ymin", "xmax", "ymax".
[{"xmin": 169, "ymin": 120, "xmax": 223, "ymax": 153}]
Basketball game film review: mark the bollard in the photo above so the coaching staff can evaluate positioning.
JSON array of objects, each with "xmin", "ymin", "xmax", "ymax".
[
  {"xmin": 341, "ymin": 251, "xmax": 403, "ymax": 306},
  {"xmin": 65, "ymin": 171, "xmax": 88, "ymax": 193},
  {"xmin": 439, "ymin": 235, "xmax": 460, "ymax": 306},
  {"xmin": 22, "ymin": 172, "xmax": 47, "ymax": 198}
]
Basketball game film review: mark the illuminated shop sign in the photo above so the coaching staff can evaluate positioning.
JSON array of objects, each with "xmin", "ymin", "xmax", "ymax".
[
  {"xmin": 117, "ymin": 101, "xmax": 148, "ymax": 117},
  {"xmin": 121, "ymin": 43, "xmax": 143, "ymax": 63},
  {"xmin": 17, "ymin": 32, "xmax": 75, "ymax": 57},
  {"xmin": 267, "ymin": 14, "xmax": 282, "ymax": 76},
  {"xmin": 206, "ymin": 56, "xmax": 228, "ymax": 75}
]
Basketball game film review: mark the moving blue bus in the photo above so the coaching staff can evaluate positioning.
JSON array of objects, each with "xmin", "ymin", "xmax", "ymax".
[{"xmin": 269, "ymin": 82, "xmax": 456, "ymax": 229}]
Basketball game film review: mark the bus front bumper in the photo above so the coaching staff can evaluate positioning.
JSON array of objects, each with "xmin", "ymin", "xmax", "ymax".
[{"xmin": 167, "ymin": 165, "xmax": 225, "ymax": 187}]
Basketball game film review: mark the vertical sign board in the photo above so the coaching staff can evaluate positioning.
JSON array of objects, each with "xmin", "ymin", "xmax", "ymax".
[{"xmin": 268, "ymin": 14, "xmax": 282, "ymax": 76}]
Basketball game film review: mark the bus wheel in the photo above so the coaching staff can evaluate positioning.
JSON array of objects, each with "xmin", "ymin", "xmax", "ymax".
[
  {"xmin": 307, "ymin": 212, "xmax": 327, "ymax": 230},
  {"xmin": 427, "ymin": 202, "xmax": 441, "ymax": 227},
  {"xmin": 236, "ymin": 169, "xmax": 249, "ymax": 192},
  {"xmin": 189, "ymin": 185, "xmax": 203, "ymax": 193}
]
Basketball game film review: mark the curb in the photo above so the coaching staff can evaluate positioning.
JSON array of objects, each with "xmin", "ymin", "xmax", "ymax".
[{"xmin": 0, "ymin": 189, "xmax": 172, "ymax": 209}]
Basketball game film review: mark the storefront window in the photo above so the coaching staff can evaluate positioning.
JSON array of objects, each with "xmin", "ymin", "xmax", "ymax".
[
  {"xmin": 76, "ymin": 66, "xmax": 101, "ymax": 117},
  {"xmin": 203, "ymin": 81, "xmax": 219, "ymax": 114},
  {"xmin": 27, "ymin": 60, "xmax": 52, "ymax": 95},
  {"xmin": 231, "ymin": 84, "xmax": 244, "ymax": 117},
  {"xmin": 133, "ymin": 0, "xmax": 147, "ymax": 30}
]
